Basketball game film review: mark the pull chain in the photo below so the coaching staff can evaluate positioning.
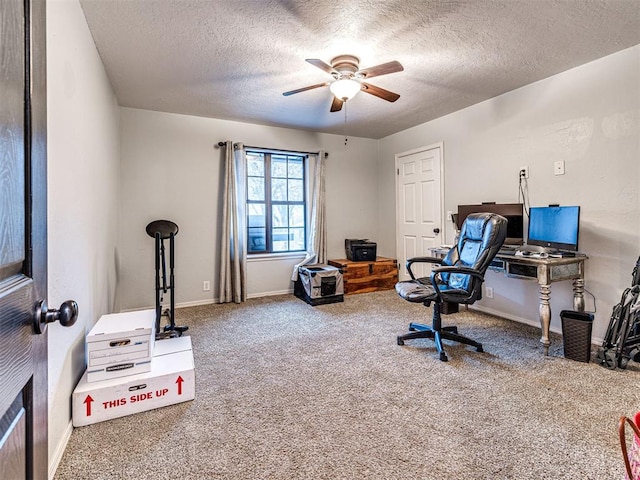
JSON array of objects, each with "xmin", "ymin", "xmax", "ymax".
[{"xmin": 344, "ymin": 100, "xmax": 348, "ymax": 146}]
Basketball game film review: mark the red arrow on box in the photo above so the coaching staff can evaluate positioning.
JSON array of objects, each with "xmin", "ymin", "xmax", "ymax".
[
  {"xmin": 176, "ymin": 376, "xmax": 184, "ymax": 395},
  {"xmin": 84, "ymin": 395, "xmax": 94, "ymax": 416}
]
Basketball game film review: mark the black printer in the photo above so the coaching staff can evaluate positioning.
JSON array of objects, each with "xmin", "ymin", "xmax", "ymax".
[{"xmin": 345, "ymin": 239, "xmax": 377, "ymax": 261}]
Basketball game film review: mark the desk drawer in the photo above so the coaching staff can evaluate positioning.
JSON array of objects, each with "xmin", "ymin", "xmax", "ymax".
[
  {"xmin": 506, "ymin": 262, "xmax": 538, "ymax": 279},
  {"xmin": 489, "ymin": 258, "xmax": 505, "ymax": 271},
  {"xmin": 550, "ymin": 262, "xmax": 580, "ymax": 281}
]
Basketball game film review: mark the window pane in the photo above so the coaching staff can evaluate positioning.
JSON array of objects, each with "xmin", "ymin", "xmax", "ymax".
[
  {"xmin": 272, "ymin": 228, "xmax": 289, "ymax": 252},
  {"xmin": 272, "ymin": 205, "xmax": 288, "ymax": 228},
  {"xmin": 247, "ymin": 153, "xmax": 264, "ymax": 176},
  {"xmin": 290, "ymin": 228, "xmax": 305, "ymax": 251},
  {"xmin": 288, "ymin": 158, "xmax": 303, "ymax": 179},
  {"xmin": 248, "ymin": 228, "xmax": 266, "ymax": 252},
  {"xmin": 248, "ymin": 177, "xmax": 264, "ymax": 201},
  {"xmin": 288, "ymin": 179, "xmax": 303, "ymax": 202},
  {"xmin": 271, "ymin": 178, "xmax": 287, "ymax": 201},
  {"xmin": 271, "ymin": 155, "xmax": 287, "ymax": 178},
  {"xmin": 289, "ymin": 205, "xmax": 304, "ymax": 227},
  {"xmin": 245, "ymin": 150, "xmax": 306, "ymax": 255},
  {"xmin": 248, "ymin": 204, "xmax": 265, "ymax": 227}
]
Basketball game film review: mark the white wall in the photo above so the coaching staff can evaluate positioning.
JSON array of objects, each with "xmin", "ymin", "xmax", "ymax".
[
  {"xmin": 378, "ymin": 45, "xmax": 640, "ymax": 342},
  {"xmin": 46, "ymin": 0, "xmax": 120, "ymax": 474},
  {"xmin": 118, "ymin": 109, "xmax": 379, "ymax": 310}
]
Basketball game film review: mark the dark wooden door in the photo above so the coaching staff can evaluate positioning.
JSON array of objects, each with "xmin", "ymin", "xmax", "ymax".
[{"xmin": 0, "ymin": 0, "xmax": 48, "ymax": 478}]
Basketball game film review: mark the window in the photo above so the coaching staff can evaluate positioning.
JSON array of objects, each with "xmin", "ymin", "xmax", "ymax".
[{"xmin": 246, "ymin": 150, "xmax": 306, "ymax": 254}]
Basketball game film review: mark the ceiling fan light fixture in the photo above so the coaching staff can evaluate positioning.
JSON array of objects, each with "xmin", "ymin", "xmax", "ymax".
[
  {"xmin": 329, "ymin": 78, "xmax": 361, "ymax": 100},
  {"xmin": 283, "ymin": 56, "xmax": 403, "ymax": 112}
]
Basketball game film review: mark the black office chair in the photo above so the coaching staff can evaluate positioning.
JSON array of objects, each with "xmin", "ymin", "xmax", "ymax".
[{"xmin": 396, "ymin": 212, "xmax": 507, "ymax": 361}]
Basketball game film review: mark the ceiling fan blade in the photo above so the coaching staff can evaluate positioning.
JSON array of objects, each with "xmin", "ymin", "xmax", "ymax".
[
  {"xmin": 330, "ymin": 96, "xmax": 343, "ymax": 112},
  {"xmin": 306, "ymin": 58, "xmax": 338, "ymax": 76},
  {"xmin": 282, "ymin": 82, "xmax": 329, "ymax": 96},
  {"xmin": 357, "ymin": 61, "xmax": 404, "ymax": 79},
  {"xmin": 361, "ymin": 82, "xmax": 400, "ymax": 102}
]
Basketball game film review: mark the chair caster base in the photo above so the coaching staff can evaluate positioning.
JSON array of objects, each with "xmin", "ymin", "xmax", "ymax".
[{"xmin": 396, "ymin": 323, "xmax": 484, "ymax": 361}]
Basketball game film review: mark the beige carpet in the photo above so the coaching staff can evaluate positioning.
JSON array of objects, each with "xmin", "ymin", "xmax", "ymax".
[{"xmin": 54, "ymin": 290, "xmax": 639, "ymax": 479}]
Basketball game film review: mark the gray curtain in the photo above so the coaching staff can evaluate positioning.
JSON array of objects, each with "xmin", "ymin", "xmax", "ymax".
[
  {"xmin": 291, "ymin": 150, "xmax": 327, "ymax": 280},
  {"xmin": 219, "ymin": 141, "xmax": 247, "ymax": 303}
]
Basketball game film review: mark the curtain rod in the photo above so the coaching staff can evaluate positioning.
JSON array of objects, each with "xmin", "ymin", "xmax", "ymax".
[{"xmin": 216, "ymin": 141, "xmax": 328, "ymax": 158}]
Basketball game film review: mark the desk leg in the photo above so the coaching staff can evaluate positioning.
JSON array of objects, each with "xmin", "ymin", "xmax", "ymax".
[
  {"xmin": 573, "ymin": 278, "xmax": 585, "ymax": 312},
  {"xmin": 539, "ymin": 283, "xmax": 551, "ymax": 355}
]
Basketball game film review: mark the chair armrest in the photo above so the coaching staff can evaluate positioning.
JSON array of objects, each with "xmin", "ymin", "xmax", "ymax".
[
  {"xmin": 405, "ymin": 256, "xmax": 443, "ymax": 281},
  {"xmin": 430, "ymin": 265, "xmax": 485, "ymax": 303}
]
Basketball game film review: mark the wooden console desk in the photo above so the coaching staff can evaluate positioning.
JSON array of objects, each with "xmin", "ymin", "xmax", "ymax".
[
  {"xmin": 429, "ymin": 248, "xmax": 588, "ymax": 355},
  {"xmin": 490, "ymin": 252, "xmax": 588, "ymax": 355}
]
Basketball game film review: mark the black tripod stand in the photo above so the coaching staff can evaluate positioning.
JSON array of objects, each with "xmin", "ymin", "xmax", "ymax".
[{"xmin": 146, "ymin": 220, "xmax": 188, "ymax": 339}]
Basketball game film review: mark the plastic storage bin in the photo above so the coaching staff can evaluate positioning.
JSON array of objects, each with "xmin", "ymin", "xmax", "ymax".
[
  {"xmin": 561, "ymin": 310, "xmax": 594, "ymax": 362},
  {"xmin": 294, "ymin": 264, "xmax": 344, "ymax": 306}
]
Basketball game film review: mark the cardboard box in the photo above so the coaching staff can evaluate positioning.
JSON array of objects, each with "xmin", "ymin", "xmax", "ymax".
[
  {"xmin": 72, "ymin": 336, "xmax": 194, "ymax": 427},
  {"xmin": 86, "ymin": 309, "xmax": 156, "ymax": 382}
]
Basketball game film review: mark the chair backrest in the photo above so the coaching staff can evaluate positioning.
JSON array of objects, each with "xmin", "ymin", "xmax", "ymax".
[{"xmin": 440, "ymin": 212, "xmax": 507, "ymax": 298}]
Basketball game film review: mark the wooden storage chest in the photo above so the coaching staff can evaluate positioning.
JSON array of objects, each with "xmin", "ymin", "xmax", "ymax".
[{"xmin": 327, "ymin": 257, "xmax": 398, "ymax": 295}]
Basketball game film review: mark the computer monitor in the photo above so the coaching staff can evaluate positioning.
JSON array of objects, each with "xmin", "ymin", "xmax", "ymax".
[
  {"xmin": 527, "ymin": 206, "xmax": 580, "ymax": 252},
  {"xmin": 456, "ymin": 203, "xmax": 524, "ymax": 245}
]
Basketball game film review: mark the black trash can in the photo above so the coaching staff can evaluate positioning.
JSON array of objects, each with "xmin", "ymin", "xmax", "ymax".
[{"xmin": 560, "ymin": 310, "xmax": 594, "ymax": 363}]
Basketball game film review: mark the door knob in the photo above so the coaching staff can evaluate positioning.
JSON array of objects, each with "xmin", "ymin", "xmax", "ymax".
[
  {"xmin": 433, "ymin": 228, "xmax": 440, "ymax": 234},
  {"xmin": 34, "ymin": 300, "xmax": 79, "ymax": 334}
]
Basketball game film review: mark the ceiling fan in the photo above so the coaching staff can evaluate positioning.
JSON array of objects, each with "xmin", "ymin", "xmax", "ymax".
[{"xmin": 283, "ymin": 55, "xmax": 404, "ymax": 112}]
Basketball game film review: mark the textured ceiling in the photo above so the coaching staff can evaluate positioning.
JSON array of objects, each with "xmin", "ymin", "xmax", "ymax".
[{"xmin": 79, "ymin": 0, "xmax": 640, "ymax": 139}]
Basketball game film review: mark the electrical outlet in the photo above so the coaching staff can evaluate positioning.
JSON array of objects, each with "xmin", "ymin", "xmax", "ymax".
[
  {"xmin": 485, "ymin": 286, "xmax": 493, "ymax": 299},
  {"xmin": 554, "ymin": 160, "xmax": 565, "ymax": 175},
  {"xmin": 519, "ymin": 166, "xmax": 529, "ymax": 179},
  {"xmin": 203, "ymin": 280, "xmax": 210, "ymax": 291}
]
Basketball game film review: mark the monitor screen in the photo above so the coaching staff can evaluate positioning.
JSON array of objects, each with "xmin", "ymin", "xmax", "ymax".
[
  {"xmin": 456, "ymin": 203, "xmax": 524, "ymax": 245},
  {"xmin": 527, "ymin": 206, "xmax": 580, "ymax": 251}
]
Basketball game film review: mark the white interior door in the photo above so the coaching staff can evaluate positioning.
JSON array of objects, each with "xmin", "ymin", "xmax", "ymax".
[{"xmin": 395, "ymin": 144, "xmax": 443, "ymax": 281}]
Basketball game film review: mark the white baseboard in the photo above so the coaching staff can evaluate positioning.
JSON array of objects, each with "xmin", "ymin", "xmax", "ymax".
[
  {"xmin": 470, "ymin": 304, "xmax": 604, "ymax": 346},
  {"xmin": 121, "ymin": 298, "xmax": 216, "ymax": 313},
  {"xmin": 49, "ymin": 420, "xmax": 73, "ymax": 480},
  {"xmin": 247, "ymin": 289, "xmax": 292, "ymax": 299},
  {"xmin": 173, "ymin": 288, "xmax": 293, "ymax": 304},
  {"xmin": 121, "ymin": 290, "xmax": 295, "ymax": 312},
  {"xmin": 175, "ymin": 298, "xmax": 218, "ymax": 308}
]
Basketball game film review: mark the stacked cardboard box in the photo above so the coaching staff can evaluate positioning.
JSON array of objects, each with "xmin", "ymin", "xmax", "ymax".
[
  {"xmin": 86, "ymin": 309, "xmax": 156, "ymax": 382},
  {"xmin": 72, "ymin": 310, "xmax": 195, "ymax": 427}
]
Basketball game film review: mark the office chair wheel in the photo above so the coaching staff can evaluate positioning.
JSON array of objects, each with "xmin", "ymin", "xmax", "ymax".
[
  {"xmin": 397, "ymin": 337, "xmax": 405, "ymax": 346},
  {"xmin": 439, "ymin": 352, "xmax": 448, "ymax": 362}
]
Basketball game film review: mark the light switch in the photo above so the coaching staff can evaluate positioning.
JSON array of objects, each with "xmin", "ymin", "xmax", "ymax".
[{"xmin": 554, "ymin": 161, "xmax": 565, "ymax": 176}]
